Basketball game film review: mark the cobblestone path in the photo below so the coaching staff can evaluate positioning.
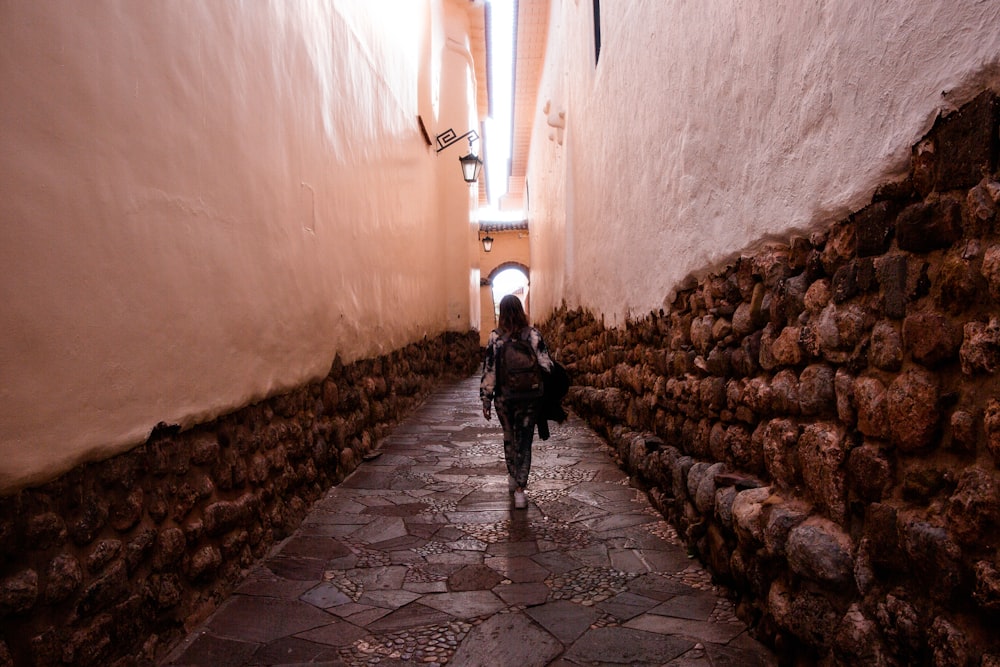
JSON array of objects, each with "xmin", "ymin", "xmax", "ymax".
[{"xmin": 161, "ymin": 376, "xmax": 776, "ymax": 667}]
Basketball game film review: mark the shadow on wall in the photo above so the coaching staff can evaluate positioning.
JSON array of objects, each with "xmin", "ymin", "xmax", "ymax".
[{"xmin": 541, "ymin": 90, "xmax": 1000, "ymax": 665}]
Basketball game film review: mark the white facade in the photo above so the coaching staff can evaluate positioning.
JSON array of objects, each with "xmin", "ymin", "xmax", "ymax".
[
  {"xmin": 0, "ymin": 1, "xmax": 485, "ymax": 492},
  {"xmin": 527, "ymin": 0, "xmax": 1000, "ymax": 324}
]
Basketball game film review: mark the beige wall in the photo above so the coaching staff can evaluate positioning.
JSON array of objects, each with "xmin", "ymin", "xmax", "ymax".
[
  {"xmin": 0, "ymin": 0, "xmax": 485, "ymax": 493},
  {"xmin": 527, "ymin": 0, "xmax": 1000, "ymax": 325}
]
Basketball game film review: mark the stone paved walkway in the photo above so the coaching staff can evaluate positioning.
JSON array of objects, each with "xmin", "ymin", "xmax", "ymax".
[{"xmin": 161, "ymin": 377, "xmax": 776, "ymax": 667}]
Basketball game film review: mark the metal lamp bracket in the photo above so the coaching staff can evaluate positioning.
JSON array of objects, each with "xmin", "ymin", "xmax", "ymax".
[{"xmin": 435, "ymin": 128, "xmax": 479, "ymax": 153}]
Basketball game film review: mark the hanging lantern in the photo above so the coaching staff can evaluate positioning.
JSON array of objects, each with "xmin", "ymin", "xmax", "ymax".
[{"xmin": 459, "ymin": 152, "xmax": 483, "ymax": 183}]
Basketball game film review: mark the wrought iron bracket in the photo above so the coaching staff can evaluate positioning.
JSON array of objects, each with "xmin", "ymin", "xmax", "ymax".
[{"xmin": 435, "ymin": 128, "xmax": 479, "ymax": 153}]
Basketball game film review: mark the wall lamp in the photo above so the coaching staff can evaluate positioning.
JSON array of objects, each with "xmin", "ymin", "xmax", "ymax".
[
  {"xmin": 480, "ymin": 234, "xmax": 494, "ymax": 252},
  {"xmin": 436, "ymin": 128, "xmax": 483, "ymax": 183}
]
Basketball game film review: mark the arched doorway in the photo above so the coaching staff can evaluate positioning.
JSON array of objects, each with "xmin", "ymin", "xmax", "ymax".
[{"xmin": 484, "ymin": 262, "xmax": 529, "ymax": 331}]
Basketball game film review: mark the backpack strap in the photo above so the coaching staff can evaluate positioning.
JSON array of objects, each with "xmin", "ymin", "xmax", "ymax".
[{"xmin": 495, "ymin": 330, "xmax": 510, "ymax": 378}]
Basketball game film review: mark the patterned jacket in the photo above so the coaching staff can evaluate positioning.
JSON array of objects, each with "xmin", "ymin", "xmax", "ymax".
[{"xmin": 480, "ymin": 326, "xmax": 554, "ymax": 404}]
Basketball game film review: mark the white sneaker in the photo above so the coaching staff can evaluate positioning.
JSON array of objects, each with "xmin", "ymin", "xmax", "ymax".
[{"xmin": 513, "ymin": 489, "xmax": 527, "ymax": 509}]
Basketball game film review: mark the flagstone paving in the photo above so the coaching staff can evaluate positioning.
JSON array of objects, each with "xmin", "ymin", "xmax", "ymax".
[{"xmin": 161, "ymin": 377, "xmax": 776, "ymax": 666}]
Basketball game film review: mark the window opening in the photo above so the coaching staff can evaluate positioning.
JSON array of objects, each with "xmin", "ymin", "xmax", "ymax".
[{"xmin": 593, "ymin": 0, "xmax": 601, "ymax": 65}]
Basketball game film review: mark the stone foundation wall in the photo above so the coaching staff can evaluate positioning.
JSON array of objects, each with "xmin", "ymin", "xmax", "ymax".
[
  {"xmin": 541, "ymin": 91, "xmax": 1000, "ymax": 666},
  {"xmin": 0, "ymin": 331, "xmax": 480, "ymax": 666}
]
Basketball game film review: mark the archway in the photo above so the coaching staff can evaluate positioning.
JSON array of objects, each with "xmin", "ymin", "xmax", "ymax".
[{"xmin": 483, "ymin": 261, "xmax": 529, "ymax": 331}]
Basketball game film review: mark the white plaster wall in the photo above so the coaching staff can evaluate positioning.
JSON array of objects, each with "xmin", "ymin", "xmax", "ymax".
[
  {"xmin": 0, "ymin": 0, "xmax": 483, "ymax": 492},
  {"xmin": 528, "ymin": 0, "xmax": 1000, "ymax": 325}
]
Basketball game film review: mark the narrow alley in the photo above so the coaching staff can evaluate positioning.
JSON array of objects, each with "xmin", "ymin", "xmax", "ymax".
[{"xmin": 160, "ymin": 377, "xmax": 776, "ymax": 667}]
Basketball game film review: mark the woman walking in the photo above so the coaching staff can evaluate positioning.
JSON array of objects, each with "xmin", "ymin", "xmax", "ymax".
[{"xmin": 480, "ymin": 294, "xmax": 553, "ymax": 509}]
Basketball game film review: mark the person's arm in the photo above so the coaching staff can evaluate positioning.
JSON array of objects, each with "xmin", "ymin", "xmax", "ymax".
[
  {"xmin": 480, "ymin": 330, "xmax": 500, "ymax": 419},
  {"xmin": 528, "ymin": 327, "xmax": 554, "ymax": 372}
]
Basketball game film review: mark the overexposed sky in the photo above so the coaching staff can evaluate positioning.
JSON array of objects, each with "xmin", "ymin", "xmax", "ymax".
[{"xmin": 484, "ymin": 0, "xmax": 514, "ymax": 209}]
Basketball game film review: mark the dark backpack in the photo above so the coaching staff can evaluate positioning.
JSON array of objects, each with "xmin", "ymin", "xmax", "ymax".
[{"xmin": 498, "ymin": 328, "xmax": 545, "ymax": 401}]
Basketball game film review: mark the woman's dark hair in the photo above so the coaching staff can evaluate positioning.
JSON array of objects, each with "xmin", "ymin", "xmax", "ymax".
[{"xmin": 497, "ymin": 294, "xmax": 529, "ymax": 335}]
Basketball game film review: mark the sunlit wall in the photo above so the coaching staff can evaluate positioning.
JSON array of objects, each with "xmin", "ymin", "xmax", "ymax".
[
  {"xmin": 528, "ymin": 0, "xmax": 1000, "ymax": 324},
  {"xmin": 0, "ymin": 0, "xmax": 484, "ymax": 493}
]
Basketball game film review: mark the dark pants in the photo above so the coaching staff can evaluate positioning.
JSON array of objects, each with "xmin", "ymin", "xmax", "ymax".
[{"xmin": 495, "ymin": 397, "xmax": 538, "ymax": 488}]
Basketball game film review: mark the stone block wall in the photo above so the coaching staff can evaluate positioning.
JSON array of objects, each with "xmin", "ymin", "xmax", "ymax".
[
  {"xmin": 0, "ymin": 331, "xmax": 480, "ymax": 666},
  {"xmin": 541, "ymin": 91, "xmax": 1000, "ymax": 666}
]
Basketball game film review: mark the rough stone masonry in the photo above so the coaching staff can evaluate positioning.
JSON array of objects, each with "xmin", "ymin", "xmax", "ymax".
[
  {"xmin": 541, "ymin": 90, "xmax": 1000, "ymax": 666},
  {"xmin": 0, "ymin": 332, "xmax": 480, "ymax": 666}
]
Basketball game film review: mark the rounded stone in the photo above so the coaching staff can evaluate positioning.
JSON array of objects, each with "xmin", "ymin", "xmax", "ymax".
[
  {"xmin": 694, "ymin": 462, "xmax": 727, "ymax": 514},
  {"xmin": 853, "ymin": 376, "xmax": 888, "ymax": 439},
  {"xmin": 732, "ymin": 302, "xmax": 755, "ymax": 335},
  {"xmin": 762, "ymin": 418, "xmax": 800, "ymax": 486},
  {"xmin": 899, "ymin": 518, "xmax": 962, "ymax": 602},
  {"xmin": 876, "ymin": 594, "xmax": 922, "ymax": 656},
  {"xmin": 86, "ymin": 539, "xmax": 123, "ymax": 575},
  {"xmin": 969, "ymin": 180, "xmax": 999, "ymax": 225},
  {"xmin": 109, "ymin": 488, "xmax": 144, "ymax": 533},
  {"xmin": 768, "ymin": 577, "xmax": 840, "ymax": 647},
  {"xmin": 869, "ymin": 320, "xmax": 902, "ymax": 371},
  {"xmin": 0, "ymin": 569, "xmax": 38, "ymax": 615},
  {"xmin": 44, "ymin": 554, "xmax": 83, "ymax": 604},
  {"xmin": 787, "ymin": 516, "xmax": 855, "ymax": 586},
  {"xmin": 771, "ymin": 370, "xmax": 800, "ymax": 415},
  {"xmin": 973, "ymin": 560, "xmax": 1000, "ymax": 611},
  {"xmin": 687, "ymin": 462, "xmax": 714, "ymax": 502},
  {"xmin": 949, "ymin": 410, "xmax": 977, "ymax": 452},
  {"xmin": 758, "ymin": 324, "xmax": 781, "ymax": 371},
  {"xmin": 804, "ymin": 279, "xmax": 832, "ymax": 314},
  {"xmin": 834, "ymin": 604, "xmax": 883, "ymax": 664},
  {"xmin": 935, "ymin": 248, "xmax": 984, "ymax": 313},
  {"xmin": 25, "ymin": 512, "xmax": 67, "ymax": 550},
  {"xmin": 763, "ymin": 500, "xmax": 809, "ymax": 559},
  {"xmin": 960, "ymin": 319, "xmax": 1000, "ymax": 375},
  {"xmin": 836, "ymin": 304, "xmax": 867, "ymax": 347},
  {"xmin": 190, "ymin": 433, "xmax": 221, "ymax": 465},
  {"xmin": 153, "ymin": 527, "xmax": 186, "ymax": 571},
  {"xmin": 946, "ymin": 467, "xmax": 1000, "ymax": 545},
  {"xmin": 847, "ymin": 443, "xmax": 893, "ymax": 501},
  {"xmin": 984, "ymin": 399, "xmax": 1000, "ymax": 464},
  {"xmin": 726, "ymin": 424, "xmax": 757, "ymax": 471},
  {"xmin": 672, "ymin": 456, "xmax": 694, "ymax": 501},
  {"xmin": 887, "ymin": 369, "xmax": 939, "ymax": 452},
  {"xmin": 982, "ymin": 244, "xmax": 1000, "ymax": 302},
  {"xmin": 732, "ymin": 486, "xmax": 772, "ymax": 546},
  {"xmin": 690, "ymin": 315, "xmax": 715, "ymax": 354},
  {"xmin": 798, "ymin": 422, "xmax": 848, "ymax": 524},
  {"xmin": 799, "ymin": 365, "xmax": 836, "ymax": 416},
  {"xmin": 187, "ymin": 546, "xmax": 222, "ymax": 579},
  {"xmin": 903, "ymin": 312, "xmax": 961, "ymax": 368},
  {"xmin": 715, "ymin": 485, "xmax": 737, "ymax": 528},
  {"xmin": 772, "ymin": 326, "xmax": 804, "ymax": 367},
  {"xmin": 928, "ymin": 616, "xmax": 970, "ymax": 667},
  {"xmin": 68, "ymin": 497, "xmax": 110, "ymax": 546}
]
